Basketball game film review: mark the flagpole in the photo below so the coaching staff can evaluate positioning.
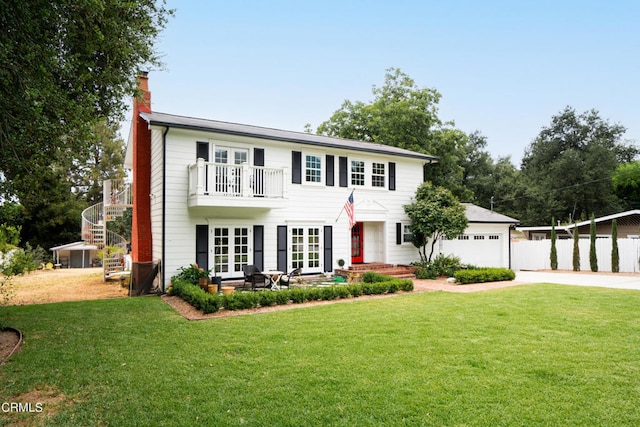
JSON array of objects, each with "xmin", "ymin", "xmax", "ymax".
[{"xmin": 336, "ymin": 189, "xmax": 354, "ymax": 222}]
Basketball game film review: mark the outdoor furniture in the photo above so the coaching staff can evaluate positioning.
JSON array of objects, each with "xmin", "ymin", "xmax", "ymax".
[
  {"xmin": 242, "ymin": 265, "xmax": 269, "ymax": 291},
  {"xmin": 279, "ymin": 267, "xmax": 301, "ymax": 287},
  {"xmin": 262, "ymin": 270, "xmax": 284, "ymax": 291}
]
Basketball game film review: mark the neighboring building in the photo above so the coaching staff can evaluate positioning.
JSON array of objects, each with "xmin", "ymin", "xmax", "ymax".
[
  {"xmin": 126, "ymin": 74, "xmax": 439, "ymax": 289},
  {"xmin": 438, "ymin": 203, "xmax": 519, "ymax": 268},
  {"xmin": 517, "ymin": 210, "xmax": 640, "ymax": 240},
  {"xmin": 49, "ymin": 242, "xmax": 98, "ymax": 268}
]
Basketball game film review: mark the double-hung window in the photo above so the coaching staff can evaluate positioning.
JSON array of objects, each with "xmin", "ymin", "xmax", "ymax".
[
  {"xmin": 305, "ymin": 155, "xmax": 322, "ymax": 183},
  {"xmin": 351, "ymin": 160, "xmax": 365, "ymax": 186},
  {"xmin": 372, "ymin": 162, "xmax": 385, "ymax": 187}
]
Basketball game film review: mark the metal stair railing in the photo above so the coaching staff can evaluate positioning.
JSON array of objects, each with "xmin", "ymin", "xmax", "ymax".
[{"xmin": 80, "ymin": 179, "xmax": 132, "ymax": 280}]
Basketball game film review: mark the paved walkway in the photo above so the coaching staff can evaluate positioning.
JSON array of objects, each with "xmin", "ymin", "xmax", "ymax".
[{"xmin": 515, "ymin": 271, "xmax": 640, "ymax": 290}]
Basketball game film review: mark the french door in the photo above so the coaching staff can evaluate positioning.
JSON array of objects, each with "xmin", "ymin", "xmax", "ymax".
[
  {"xmin": 212, "ymin": 226, "xmax": 250, "ymax": 277},
  {"xmin": 214, "ymin": 147, "xmax": 249, "ymax": 195}
]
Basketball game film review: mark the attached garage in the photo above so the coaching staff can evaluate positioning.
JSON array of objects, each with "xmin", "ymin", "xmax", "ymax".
[{"xmin": 437, "ymin": 204, "xmax": 519, "ymax": 268}]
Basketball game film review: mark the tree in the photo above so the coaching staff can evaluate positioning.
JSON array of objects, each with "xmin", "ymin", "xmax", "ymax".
[
  {"xmin": 550, "ymin": 218, "xmax": 558, "ymax": 270},
  {"xmin": 589, "ymin": 214, "xmax": 598, "ymax": 272},
  {"xmin": 520, "ymin": 107, "xmax": 638, "ymax": 226},
  {"xmin": 0, "ymin": 1, "xmax": 171, "ymax": 246},
  {"xmin": 317, "ymin": 68, "xmax": 471, "ymax": 199},
  {"xmin": 572, "ymin": 224, "xmax": 580, "ymax": 272},
  {"xmin": 403, "ymin": 182, "xmax": 468, "ymax": 262},
  {"xmin": 611, "ymin": 219, "xmax": 619, "ymax": 273},
  {"xmin": 612, "ymin": 161, "xmax": 640, "ymax": 210}
]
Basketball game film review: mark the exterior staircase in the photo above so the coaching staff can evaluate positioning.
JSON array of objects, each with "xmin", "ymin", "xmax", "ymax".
[
  {"xmin": 81, "ymin": 179, "xmax": 132, "ymax": 281},
  {"xmin": 335, "ymin": 263, "xmax": 417, "ymax": 280}
]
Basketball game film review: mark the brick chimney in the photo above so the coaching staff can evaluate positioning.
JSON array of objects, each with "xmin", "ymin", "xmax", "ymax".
[{"xmin": 130, "ymin": 72, "xmax": 153, "ymax": 262}]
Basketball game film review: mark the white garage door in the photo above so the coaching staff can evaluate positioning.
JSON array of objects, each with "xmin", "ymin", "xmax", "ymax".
[{"xmin": 439, "ymin": 234, "xmax": 503, "ymax": 268}]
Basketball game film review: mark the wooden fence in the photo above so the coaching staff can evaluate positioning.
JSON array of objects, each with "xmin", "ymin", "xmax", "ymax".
[{"xmin": 511, "ymin": 238, "xmax": 640, "ymax": 273}]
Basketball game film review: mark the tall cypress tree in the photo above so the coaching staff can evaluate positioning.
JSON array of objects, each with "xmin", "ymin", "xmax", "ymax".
[
  {"xmin": 573, "ymin": 223, "xmax": 580, "ymax": 271},
  {"xmin": 550, "ymin": 218, "xmax": 558, "ymax": 270},
  {"xmin": 589, "ymin": 214, "xmax": 598, "ymax": 272},
  {"xmin": 611, "ymin": 219, "xmax": 619, "ymax": 273}
]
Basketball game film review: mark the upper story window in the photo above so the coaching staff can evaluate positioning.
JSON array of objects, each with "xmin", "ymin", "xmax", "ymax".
[
  {"xmin": 305, "ymin": 155, "xmax": 322, "ymax": 183},
  {"xmin": 372, "ymin": 162, "xmax": 385, "ymax": 187},
  {"xmin": 351, "ymin": 160, "xmax": 365, "ymax": 186}
]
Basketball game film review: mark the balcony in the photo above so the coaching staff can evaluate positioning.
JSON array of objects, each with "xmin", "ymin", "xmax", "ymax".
[{"xmin": 188, "ymin": 159, "xmax": 288, "ymax": 209}]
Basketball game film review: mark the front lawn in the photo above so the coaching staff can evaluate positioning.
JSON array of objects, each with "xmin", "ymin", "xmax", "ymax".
[{"xmin": 2, "ymin": 285, "xmax": 640, "ymax": 426}]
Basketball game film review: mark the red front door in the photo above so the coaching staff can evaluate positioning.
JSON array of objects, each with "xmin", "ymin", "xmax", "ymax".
[{"xmin": 351, "ymin": 222, "xmax": 364, "ymax": 264}]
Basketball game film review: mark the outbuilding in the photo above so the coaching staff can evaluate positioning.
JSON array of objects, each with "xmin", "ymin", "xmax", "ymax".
[{"xmin": 49, "ymin": 242, "xmax": 99, "ymax": 268}]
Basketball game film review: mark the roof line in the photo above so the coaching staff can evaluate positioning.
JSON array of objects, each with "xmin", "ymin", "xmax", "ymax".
[{"xmin": 140, "ymin": 111, "xmax": 439, "ymax": 162}]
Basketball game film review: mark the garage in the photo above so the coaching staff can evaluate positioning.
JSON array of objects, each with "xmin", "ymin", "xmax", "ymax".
[{"xmin": 435, "ymin": 204, "xmax": 519, "ymax": 268}]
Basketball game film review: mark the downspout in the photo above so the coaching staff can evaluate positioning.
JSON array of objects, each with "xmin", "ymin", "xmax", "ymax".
[{"xmin": 161, "ymin": 126, "xmax": 169, "ymax": 292}]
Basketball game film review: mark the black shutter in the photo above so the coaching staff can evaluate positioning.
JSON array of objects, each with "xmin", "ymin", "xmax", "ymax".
[
  {"xmin": 253, "ymin": 225, "xmax": 264, "ymax": 271},
  {"xmin": 277, "ymin": 226, "xmax": 288, "ymax": 272},
  {"xmin": 326, "ymin": 155, "xmax": 335, "ymax": 186},
  {"xmin": 292, "ymin": 151, "xmax": 302, "ymax": 184},
  {"xmin": 196, "ymin": 142, "xmax": 209, "ymax": 161},
  {"xmin": 389, "ymin": 162, "xmax": 396, "ymax": 191},
  {"xmin": 396, "ymin": 223, "xmax": 402, "ymax": 245},
  {"xmin": 195, "ymin": 225, "xmax": 208, "ymax": 271},
  {"xmin": 324, "ymin": 226, "xmax": 333, "ymax": 272},
  {"xmin": 339, "ymin": 156, "xmax": 348, "ymax": 187},
  {"xmin": 254, "ymin": 148, "xmax": 264, "ymax": 166}
]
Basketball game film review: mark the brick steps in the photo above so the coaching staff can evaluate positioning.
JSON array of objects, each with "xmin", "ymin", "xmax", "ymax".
[{"xmin": 335, "ymin": 263, "xmax": 416, "ymax": 280}]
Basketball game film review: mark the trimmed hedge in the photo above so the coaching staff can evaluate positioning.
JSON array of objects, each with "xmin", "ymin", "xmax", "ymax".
[
  {"xmin": 169, "ymin": 276, "xmax": 415, "ymax": 314},
  {"xmin": 454, "ymin": 268, "xmax": 515, "ymax": 285}
]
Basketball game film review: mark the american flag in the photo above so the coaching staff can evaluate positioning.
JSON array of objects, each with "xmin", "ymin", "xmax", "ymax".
[{"xmin": 344, "ymin": 190, "xmax": 356, "ymax": 229}]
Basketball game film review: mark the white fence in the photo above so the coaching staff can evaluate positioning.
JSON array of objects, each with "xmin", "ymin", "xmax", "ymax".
[{"xmin": 512, "ymin": 239, "xmax": 640, "ymax": 273}]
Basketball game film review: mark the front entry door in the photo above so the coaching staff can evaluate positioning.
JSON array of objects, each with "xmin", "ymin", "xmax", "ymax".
[{"xmin": 351, "ymin": 222, "xmax": 364, "ymax": 264}]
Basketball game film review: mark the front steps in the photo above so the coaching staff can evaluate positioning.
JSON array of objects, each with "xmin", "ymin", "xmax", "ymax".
[{"xmin": 335, "ymin": 263, "xmax": 416, "ymax": 280}]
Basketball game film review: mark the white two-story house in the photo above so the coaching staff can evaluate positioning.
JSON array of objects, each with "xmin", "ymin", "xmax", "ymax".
[{"xmin": 126, "ymin": 74, "xmax": 438, "ymax": 290}]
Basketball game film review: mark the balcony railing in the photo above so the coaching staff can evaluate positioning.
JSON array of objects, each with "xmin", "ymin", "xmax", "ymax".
[{"xmin": 188, "ymin": 159, "xmax": 287, "ymax": 204}]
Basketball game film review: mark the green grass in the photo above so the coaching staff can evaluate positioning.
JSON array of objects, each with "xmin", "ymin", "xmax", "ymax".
[{"xmin": 2, "ymin": 284, "xmax": 640, "ymax": 426}]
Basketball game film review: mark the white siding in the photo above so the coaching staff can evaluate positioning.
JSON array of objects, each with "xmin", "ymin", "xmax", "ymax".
[
  {"xmin": 150, "ymin": 127, "xmax": 427, "ymax": 287},
  {"xmin": 150, "ymin": 129, "xmax": 164, "ymax": 264}
]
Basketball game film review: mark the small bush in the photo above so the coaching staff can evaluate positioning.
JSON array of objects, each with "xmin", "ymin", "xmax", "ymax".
[
  {"xmin": 335, "ymin": 286, "xmax": 351, "ymax": 299},
  {"xmin": 362, "ymin": 272, "xmax": 393, "ymax": 283},
  {"xmin": 398, "ymin": 279, "xmax": 414, "ymax": 292},
  {"xmin": 454, "ymin": 268, "xmax": 515, "ymax": 285},
  {"xmin": 172, "ymin": 264, "xmax": 211, "ymax": 285},
  {"xmin": 320, "ymin": 286, "xmax": 339, "ymax": 300},
  {"xmin": 305, "ymin": 288, "xmax": 323, "ymax": 301},
  {"xmin": 289, "ymin": 288, "xmax": 306, "ymax": 303},
  {"xmin": 170, "ymin": 279, "xmax": 222, "ymax": 314},
  {"xmin": 258, "ymin": 291, "xmax": 277, "ymax": 307},
  {"xmin": 348, "ymin": 284, "xmax": 363, "ymax": 297},
  {"xmin": 224, "ymin": 292, "xmax": 259, "ymax": 310},
  {"xmin": 432, "ymin": 253, "xmax": 462, "ymax": 277},
  {"xmin": 274, "ymin": 290, "xmax": 291, "ymax": 305}
]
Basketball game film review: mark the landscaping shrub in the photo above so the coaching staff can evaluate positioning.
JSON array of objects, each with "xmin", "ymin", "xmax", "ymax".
[
  {"xmin": 173, "ymin": 264, "xmax": 211, "ymax": 285},
  {"xmin": 289, "ymin": 288, "xmax": 306, "ymax": 303},
  {"xmin": 411, "ymin": 261, "xmax": 437, "ymax": 279},
  {"xmin": 170, "ymin": 279, "xmax": 222, "ymax": 314},
  {"xmin": 431, "ymin": 253, "xmax": 462, "ymax": 277},
  {"xmin": 223, "ymin": 292, "xmax": 259, "ymax": 311},
  {"xmin": 454, "ymin": 268, "xmax": 515, "ymax": 285},
  {"xmin": 274, "ymin": 290, "xmax": 291, "ymax": 305},
  {"xmin": 362, "ymin": 271, "xmax": 392, "ymax": 283},
  {"xmin": 398, "ymin": 279, "xmax": 414, "ymax": 292},
  {"xmin": 258, "ymin": 291, "xmax": 277, "ymax": 307},
  {"xmin": 172, "ymin": 278, "xmax": 414, "ymax": 314},
  {"xmin": 348, "ymin": 284, "xmax": 363, "ymax": 297},
  {"xmin": 320, "ymin": 286, "xmax": 339, "ymax": 300},
  {"xmin": 335, "ymin": 285, "xmax": 351, "ymax": 299}
]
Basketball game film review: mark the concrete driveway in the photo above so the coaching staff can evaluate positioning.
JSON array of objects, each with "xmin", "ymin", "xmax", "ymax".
[{"xmin": 515, "ymin": 271, "xmax": 640, "ymax": 290}]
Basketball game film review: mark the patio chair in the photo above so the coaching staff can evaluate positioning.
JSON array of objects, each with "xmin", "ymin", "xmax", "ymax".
[
  {"xmin": 242, "ymin": 265, "xmax": 269, "ymax": 291},
  {"xmin": 279, "ymin": 267, "xmax": 301, "ymax": 287}
]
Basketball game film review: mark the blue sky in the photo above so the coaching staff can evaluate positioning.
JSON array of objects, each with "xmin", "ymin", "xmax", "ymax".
[{"xmin": 129, "ymin": 0, "xmax": 640, "ymax": 165}]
